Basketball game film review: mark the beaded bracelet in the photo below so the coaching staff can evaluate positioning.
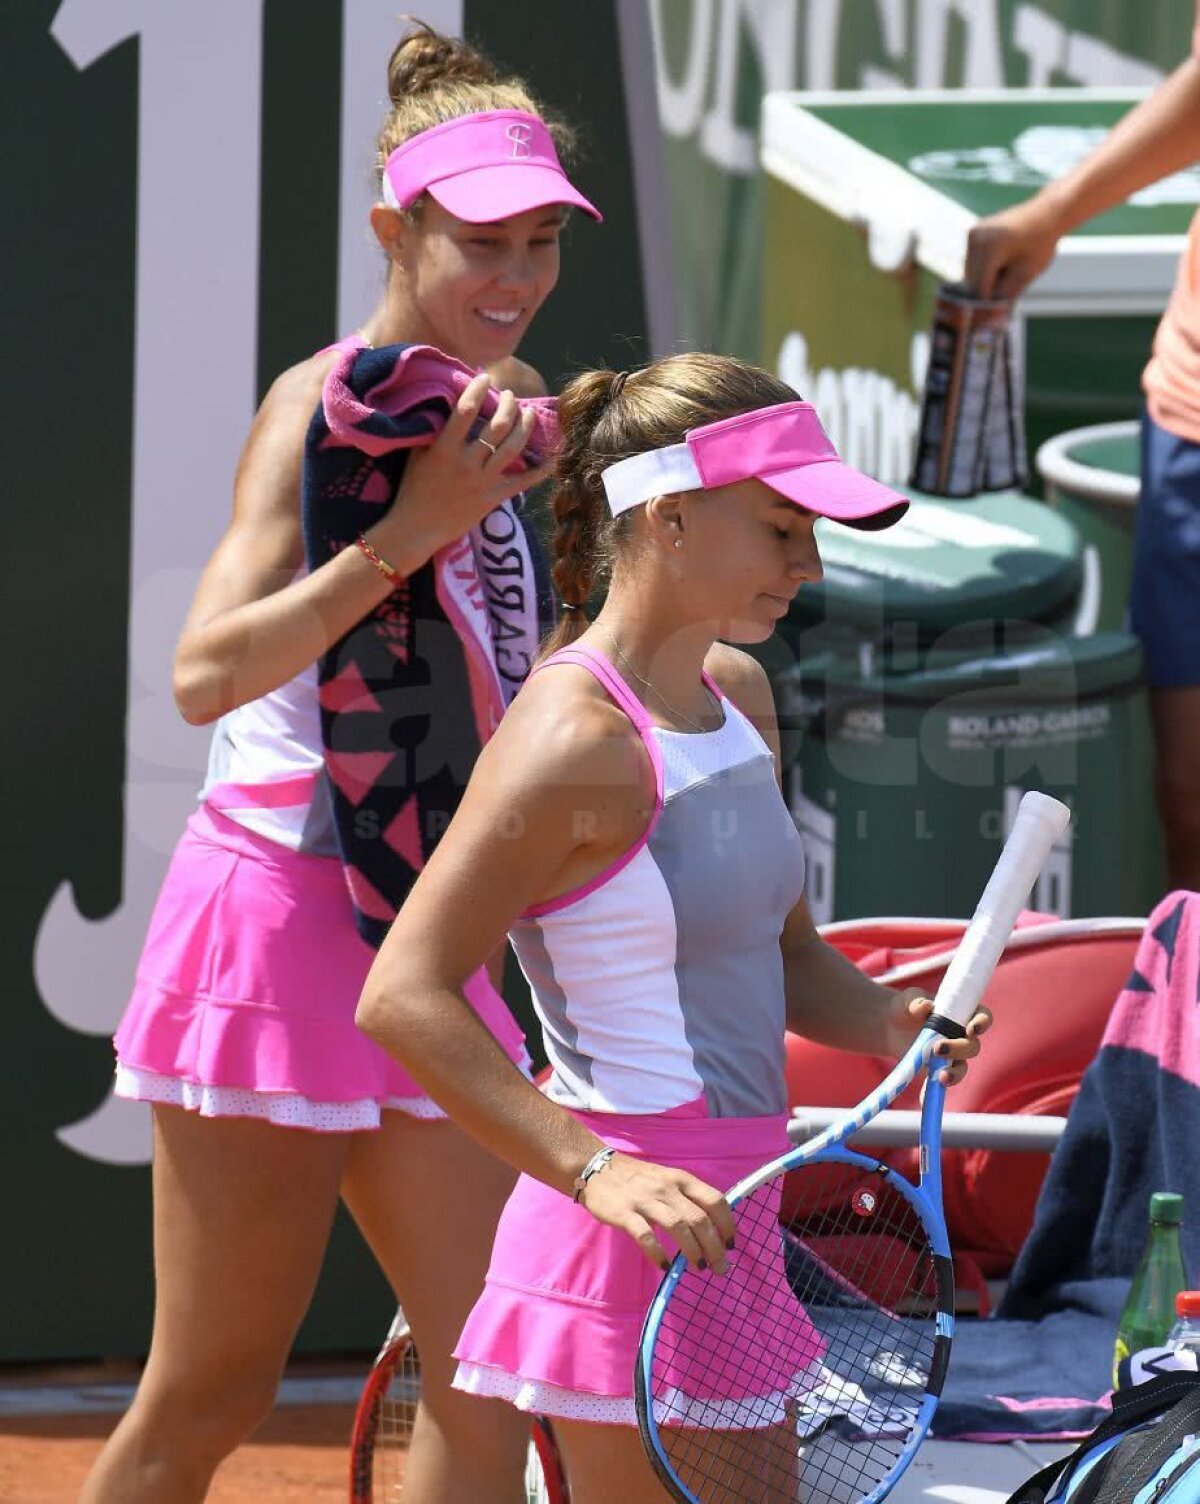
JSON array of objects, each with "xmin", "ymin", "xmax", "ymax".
[{"xmin": 356, "ymin": 533, "xmax": 404, "ymax": 588}]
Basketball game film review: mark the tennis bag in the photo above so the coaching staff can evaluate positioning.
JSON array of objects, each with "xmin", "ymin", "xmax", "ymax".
[{"xmin": 1007, "ymin": 1374, "xmax": 1200, "ymax": 1503}]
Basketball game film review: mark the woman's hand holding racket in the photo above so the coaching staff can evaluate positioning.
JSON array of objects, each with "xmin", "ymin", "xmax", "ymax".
[
  {"xmin": 635, "ymin": 791, "xmax": 1072, "ymax": 1504},
  {"xmin": 889, "ymin": 989, "xmax": 993, "ymax": 1086}
]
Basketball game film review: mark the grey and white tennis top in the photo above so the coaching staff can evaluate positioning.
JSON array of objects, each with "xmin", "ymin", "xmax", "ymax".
[{"xmin": 509, "ymin": 642, "xmax": 806, "ymax": 1120}]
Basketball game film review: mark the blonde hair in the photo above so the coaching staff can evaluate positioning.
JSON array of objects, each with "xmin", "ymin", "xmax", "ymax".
[
  {"xmin": 543, "ymin": 353, "xmax": 798, "ymax": 655},
  {"xmin": 376, "ymin": 20, "xmax": 574, "ymax": 200}
]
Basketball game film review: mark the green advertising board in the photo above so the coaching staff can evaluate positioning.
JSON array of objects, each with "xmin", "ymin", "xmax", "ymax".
[{"xmin": 4, "ymin": 0, "xmax": 656, "ymax": 1365}]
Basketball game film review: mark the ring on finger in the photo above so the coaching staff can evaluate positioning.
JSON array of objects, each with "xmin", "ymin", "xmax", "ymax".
[{"xmin": 477, "ymin": 436, "xmax": 499, "ymax": 456}]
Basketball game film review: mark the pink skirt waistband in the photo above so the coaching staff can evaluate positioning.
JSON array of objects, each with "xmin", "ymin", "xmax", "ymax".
[
  {"xmin": 191, "ymin": 797, "xmax": 346, "ymax": 874},
  {"xmin": 569, "ymin": 1107, "xmax": 790, "ymax": 1169}
]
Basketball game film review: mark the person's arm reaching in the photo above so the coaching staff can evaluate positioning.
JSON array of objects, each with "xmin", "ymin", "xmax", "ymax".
[{"xmin": 966, "ymin": 51, "xmax": 1200, "ymax": 301}]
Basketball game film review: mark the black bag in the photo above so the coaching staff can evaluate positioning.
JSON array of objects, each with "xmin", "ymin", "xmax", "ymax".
[{"xmin": 1006, "ymin": 1374, "xmax": 1200, "ymax": 1503}]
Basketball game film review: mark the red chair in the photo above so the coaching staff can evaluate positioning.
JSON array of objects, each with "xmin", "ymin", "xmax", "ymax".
[{"xmin": 787, "ymin": 916, "xmax": 1145, "ymax": 1291}]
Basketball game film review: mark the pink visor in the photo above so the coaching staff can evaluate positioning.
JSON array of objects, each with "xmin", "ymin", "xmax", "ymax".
[
  {"xmin": 383, "ymin": 109, "xmax": 602, "ymax": 224},
  {"xmin": 601, "ymin": 401, "xmax": 909, "ymax": 530}
]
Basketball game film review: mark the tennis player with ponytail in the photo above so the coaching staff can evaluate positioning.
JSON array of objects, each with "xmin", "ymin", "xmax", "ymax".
[
  {"xmin": 83, "ymin": 22, "xmax": 601, "ymax": 1504},
  {"xmin": 358, "ymin": 352, "xmax": 992, "ymax": 1501}
]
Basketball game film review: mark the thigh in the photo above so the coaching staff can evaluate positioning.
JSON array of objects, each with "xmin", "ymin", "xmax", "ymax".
[
  {"xmin": 557, "ymin": 1418, "xmax": 799, "ymax": 1504},
  {"xmin": 1149, "ymin": 685, "xmax": 1200, "ymax": 889},
  {"xmin": 663, "ymin": 1423, "xmax": 799, "ymax": 1504},
  {"xmin": 1150, "ymin": 686, "xmax": 1200, "ymax": 787},
  {"xmin": 142, "ymin": 1105, "xmax": 350, "ymax": 1394},
  {"xmin": 341, "ymin": 1114, "xmax": 518, "ymax": 1392}
]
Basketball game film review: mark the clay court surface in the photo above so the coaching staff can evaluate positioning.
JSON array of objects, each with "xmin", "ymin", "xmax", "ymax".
[{"xmin": 0, "ymin": 1363, "xmax": 372, "ymax": 1503}]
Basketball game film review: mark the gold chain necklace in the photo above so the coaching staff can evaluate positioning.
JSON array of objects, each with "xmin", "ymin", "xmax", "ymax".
[{"xmin": 597, "ymin": 629, "xmax": 716, "ymax": 735}]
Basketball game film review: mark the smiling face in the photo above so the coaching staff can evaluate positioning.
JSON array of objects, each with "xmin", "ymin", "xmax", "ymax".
[
  {"xmin": 376, "ymin": 197, "xmax": 563, "ymax": 369},
  {"xmin": 664, "ymin": 478, "xmax": 825, "ymax": 643}
]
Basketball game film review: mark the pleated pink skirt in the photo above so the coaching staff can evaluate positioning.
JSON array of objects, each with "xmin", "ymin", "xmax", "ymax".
[
  {"xmin": 453, "ymin": 1107, "xmax": 817, "ymax": 1424},
  {"xmin": 114, "ymin": 802, "xmax": 528, "ymax": 1131}
]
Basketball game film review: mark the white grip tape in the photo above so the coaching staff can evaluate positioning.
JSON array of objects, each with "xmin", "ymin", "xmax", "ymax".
[{"xmin": 932, "ymin": 792, "xmax": 1072, "ymax": 1028}]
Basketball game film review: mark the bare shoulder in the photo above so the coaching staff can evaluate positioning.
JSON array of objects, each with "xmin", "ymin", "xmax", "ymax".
[
  {"xmin": 704, "ymin": 642, "xmax": 775, "ymax": 725},
  {"xmin": 254, "ymin": 349, "xmax": 341, "ymax": 435},
  {"xmin": 232, "ymin": 349, "xmax": 342, "ymax": 510},
  {"xmin": 488, "ymin": 355, "xmax": 549, "ymax": 399},
  {"xmin": 484, "ymin": 660, "xmax": 648, "ymax": 793}
]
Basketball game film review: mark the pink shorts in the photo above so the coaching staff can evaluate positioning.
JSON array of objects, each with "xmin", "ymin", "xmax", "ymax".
[
  {"xmin": 453, "ymin": 1106, "xmax": 798, "ymax": 1425},
  {"xmin": 114, "ymin": 802, "xmax": 529, "ymax": 1132}
]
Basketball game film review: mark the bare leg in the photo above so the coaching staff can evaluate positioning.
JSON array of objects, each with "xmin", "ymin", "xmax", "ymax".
[
  {"xmin": 78, "ymin": 1106, "xmax": 350, "ymax": 1504},
  {"xmin": 342, "ymin": 1113, "xmax": 528, "ymax": 1504},
  {"xmin": 1150, "ymin": 686, "xmax": 1200, "ymax": 890},
  {"xmin": 553, "ymin": 1419, "xmax": 676, "ymax": 1504},
  {"xmin": 556, "ymin": 1417, "xmax": 801, "ymax": 1504}
]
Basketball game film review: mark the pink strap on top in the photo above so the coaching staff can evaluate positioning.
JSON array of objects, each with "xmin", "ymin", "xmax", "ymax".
[{"xmin": 521, "ymin": 642, "xmax": 666, "ymax": 919}]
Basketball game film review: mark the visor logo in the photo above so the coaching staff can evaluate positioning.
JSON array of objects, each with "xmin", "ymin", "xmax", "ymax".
[{"xmin": 505, "ymin": 122, "xmax": 533, "ymax": 158}]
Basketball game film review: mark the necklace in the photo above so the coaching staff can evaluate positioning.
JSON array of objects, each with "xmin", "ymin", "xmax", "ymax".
[{"xmin": 597, "ymin": 628, "xmax": 717, "ymax": 735}]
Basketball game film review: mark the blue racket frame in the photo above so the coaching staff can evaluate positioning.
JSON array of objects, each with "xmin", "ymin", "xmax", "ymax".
[{"xmin": 635, "ymin": 1028, "xmax": 957, "ymax": 1504}]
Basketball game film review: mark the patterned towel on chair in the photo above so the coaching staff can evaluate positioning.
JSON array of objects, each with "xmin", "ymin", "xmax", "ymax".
[
  {"xmin": 999, "ymin": 889, "xmax": 1200, "ymax": 1311},
  {"xmin": 303, "ymin": 340, "xmax": 557, "ymax": 946},
  {"xmin": 931, "ymin": 891, "xmax": 1200, "ymax": 1441}
]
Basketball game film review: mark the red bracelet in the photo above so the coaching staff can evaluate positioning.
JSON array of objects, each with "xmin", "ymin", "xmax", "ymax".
[{"xmin": 356, "ymin": 533, "xmax": 404, "ymax": 588}]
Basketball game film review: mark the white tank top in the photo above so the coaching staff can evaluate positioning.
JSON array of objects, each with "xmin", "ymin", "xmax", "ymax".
[
  {"xmin": 198, "ymin": 659, "xmax": 336, "ymax": 855},
  {"xmin": 509, "ymin": 643, "xmax": 807, "ymax": 1120}
]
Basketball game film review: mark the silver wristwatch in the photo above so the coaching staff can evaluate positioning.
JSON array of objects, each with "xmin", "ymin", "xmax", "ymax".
[{"xmin": 572, "ymin": 1146, "xmax": 616, "ymax": 1203}]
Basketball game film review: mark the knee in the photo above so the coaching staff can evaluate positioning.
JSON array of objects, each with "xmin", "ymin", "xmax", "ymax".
[{"xmin": 135, "ymin": 1365, "xmax": 279, "ymax": 1467}]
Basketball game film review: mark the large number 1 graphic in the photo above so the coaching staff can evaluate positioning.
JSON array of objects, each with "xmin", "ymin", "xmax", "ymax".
[{"xmin": 34, "ymin": 0, "xmax": 460, "ymax": 1167}]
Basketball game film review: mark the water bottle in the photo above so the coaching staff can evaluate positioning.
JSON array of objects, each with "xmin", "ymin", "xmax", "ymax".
[
  {"xmin": 1113, "ymin": 1192, "xmax": 1189, "ymax": 1388},
  {"xmin": 1167, "ymin": 1291, "xmax": 1200, "ymax": 1365}
]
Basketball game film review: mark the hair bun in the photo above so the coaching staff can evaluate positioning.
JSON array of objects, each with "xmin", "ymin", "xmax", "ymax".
[{"xmin": 388, "ymin": 20, "xmax": 499, "ymax": 103}]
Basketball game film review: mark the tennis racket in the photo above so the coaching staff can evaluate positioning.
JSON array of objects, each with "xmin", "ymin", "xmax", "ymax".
[
  {"xmin": 349, "ymin": 1306, "xmax": 571, "ymax": 1503},
  {"xmin": 635, "ymin": 790, "xmax": 1071, "ymax": 1504}
]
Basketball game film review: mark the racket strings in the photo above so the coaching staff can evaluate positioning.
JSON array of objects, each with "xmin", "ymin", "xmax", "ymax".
[
  {"xmin": 646, "ymin": 1164, "xmax": 941, "ymax": 1503},
  {"xmin": 375, "ymin": 1339, "xmax": 420, "ymax": 1500}
]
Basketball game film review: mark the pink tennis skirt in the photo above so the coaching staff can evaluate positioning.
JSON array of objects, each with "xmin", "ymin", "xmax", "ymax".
[
  {"xmin": 114, "ymin": 802, "xmax": 529, "ymax": 1132},
  {"xmin": 453, "ymin": 1107, "xmax": 806, "ymax": 1426}
]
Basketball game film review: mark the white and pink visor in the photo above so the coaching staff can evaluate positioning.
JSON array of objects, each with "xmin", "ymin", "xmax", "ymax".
[
  {"xmin": 601, "ymin": 401, "xmax": 909, "ymax": 530},
  {"xmin": 383, "ymin": 108, "xmax": 602, "ymax": 224}
]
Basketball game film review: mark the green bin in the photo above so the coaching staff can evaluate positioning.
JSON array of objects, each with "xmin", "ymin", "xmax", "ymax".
[
  {"xmin": 780, "ymin": 633, "xmax": 1161, "ymax": 923},
  {"xmin": 1036, "ymin": 420, "xmax": 1140, "ymax": 634},
  {"xmin": 780, "ymin": 490, "xmax": 1084, "ymax": 676},
  {"xmin": 761, "ymin": 90, "xmax": 1195, "ymax": 485}
]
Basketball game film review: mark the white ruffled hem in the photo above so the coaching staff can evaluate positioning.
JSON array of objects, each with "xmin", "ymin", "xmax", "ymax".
[
  {"xmin": 114, "ymin": 1064, "xmax": 446, "ymax": 1130},
  {"xmin": 453, "ymin": 1363, "xmax": 794, "ymax": 1430},
  {"xmin": 454, "ymin": 1363, "xmax": 639, "ymax": 1425}
]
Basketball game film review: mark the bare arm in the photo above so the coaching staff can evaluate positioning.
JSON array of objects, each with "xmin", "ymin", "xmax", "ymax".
[
  {"xmin": 173, "ymin": 365, "xmax": 554, "ymax": 725},
  {"xmin": 706, "ymin": 645, "xmax": 988, "ymax": 1080},
  {"xmin": 966, "ymin": 55, "xmax": 1200, "ymax": 300},
  {"xmin": 356, "ymin": 668, "xmax": 735, "ymax": 1270}
]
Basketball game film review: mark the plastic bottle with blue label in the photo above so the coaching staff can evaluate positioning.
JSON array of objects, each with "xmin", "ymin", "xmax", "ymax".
[
  {"xmin": 1117, "ymin": 1289, "xmax": 1200, "ymax": 1387},
  {"xmin": 1167, "ymin": 1291, "xmax": 1200, "ymax": 1362}
]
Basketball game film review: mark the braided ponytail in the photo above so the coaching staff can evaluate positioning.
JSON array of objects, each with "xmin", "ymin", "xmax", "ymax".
[{"xmin": 540, "ymin": 371, "xmax": 627, "ymax": 656}]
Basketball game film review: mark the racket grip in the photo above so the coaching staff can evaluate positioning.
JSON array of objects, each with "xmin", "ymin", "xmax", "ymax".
[{"xmin": 931, "ymin": 791, "xmax": 1071, "ymax": 1028}]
